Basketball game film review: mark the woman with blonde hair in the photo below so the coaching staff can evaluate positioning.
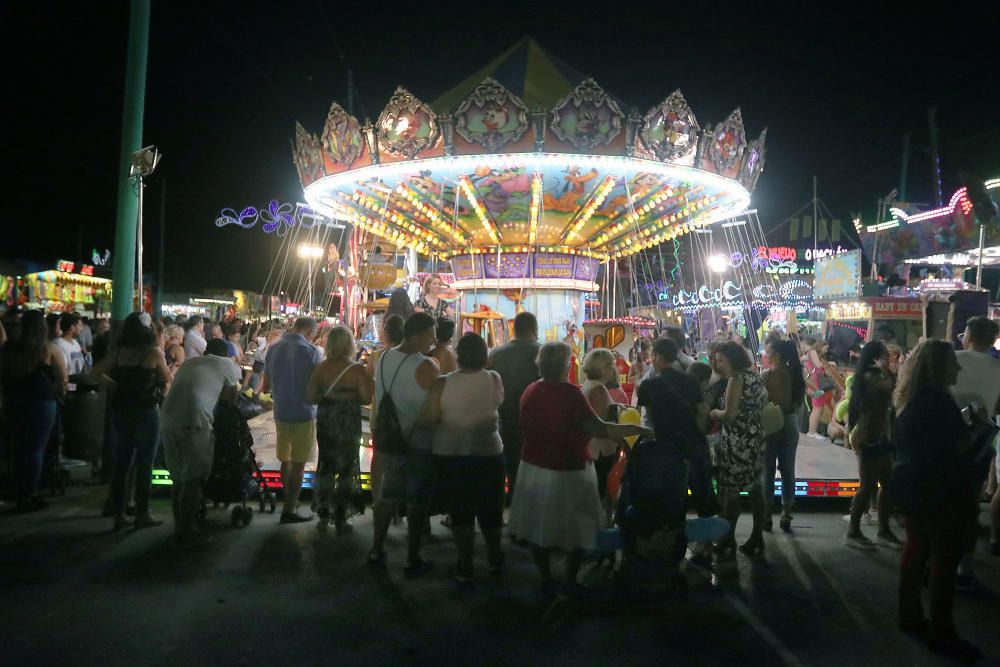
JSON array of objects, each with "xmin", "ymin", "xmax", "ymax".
[
  {"xmin": 164, "ymin": 324, "xmax": 185, "ymax": 373},
  {"xmin": 307, "ymin": 325, "xmax": 374, "ymax": 534},
  {"xmin": 415, "ymin": 274, "xmax": 454, "ymax": 320},
  {"xmin": 893, "ymin": 340, "xmax": 981, "ymax": 660},
  {"xmin": 581, "ymin": 348, "xmax": 623, "ymax": 519}
]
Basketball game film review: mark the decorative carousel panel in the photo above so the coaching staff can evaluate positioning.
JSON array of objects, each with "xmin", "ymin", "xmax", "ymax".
[
  {"xmin": 303, "ymin": 154, "xmax": 751, "ymax": 259},
  {"xmin": 550, "ymin": 79, "xmax": 624, "ymax": 151},
  {"xmin": 708, "ymin": 108, "xmax": 746, "ymax": 173},
  {"xmin": 739, "ymin": 128, "xmax": 767, "ymax": 191},
  {"xmin": 293, "ymin": 122, "xmax": 325, "ymax": 186},
  {"xmin": 640, "ymin": 90, "xmax": 700, "ymax": 162},
  {"xmin": 454, "ymin": 78, "xmax": 530, "ymax": 152},
  {"xmin": 376, "ymin": 87, "xmax": 441, "ymax": 159},
  {"xmin": 321, "ymin": 102, "xmax": 363, "ymax": 170}
]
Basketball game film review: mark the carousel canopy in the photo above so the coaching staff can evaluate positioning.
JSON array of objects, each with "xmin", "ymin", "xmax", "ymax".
[{"xmin": 294, "ymin": 40, "xmax": 765, "ymax": 262}]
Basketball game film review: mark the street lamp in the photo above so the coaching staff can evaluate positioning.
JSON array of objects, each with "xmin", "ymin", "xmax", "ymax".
[
  {"xmin": 129, "ymin": 146, "xmax": 161, "ymax": 311},
  {"xmin": 707, "ymin": 254, "xmax": 728, "ymax": 274},
  {"xmin": 297, "ymin": 243, "xmax": 323, "ymax": 314}
]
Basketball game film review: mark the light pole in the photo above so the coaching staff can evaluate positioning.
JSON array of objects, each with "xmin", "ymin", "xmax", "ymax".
[
  {"xmin": 298, "ymin": 243, "xmax": 323, "ymax": 315},
  {"xmin": 129, "ymin": 146, "xmax": 161, "ymax": 312}
]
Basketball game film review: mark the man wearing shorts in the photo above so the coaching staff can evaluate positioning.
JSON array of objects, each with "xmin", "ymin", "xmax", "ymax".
[
  {"xmin": 369, "ymin": 312, "xmax": 440, "ymax": 577},
  {"xmin": 160, "ymin": 338, "xmax": 241, "ymax": 546},
  {"xmin": 264, "ymin": 317, "xmax": 322, "ymax": 523}
]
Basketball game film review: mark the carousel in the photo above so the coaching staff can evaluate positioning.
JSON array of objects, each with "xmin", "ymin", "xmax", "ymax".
[{"xmin": 292, "ymin": 39, "xmax": 766, "ymax": 346}]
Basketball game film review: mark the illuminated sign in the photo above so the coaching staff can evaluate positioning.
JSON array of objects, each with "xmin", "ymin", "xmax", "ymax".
[
  {"xmin": 869, "ymin": 298, "xmax": 923, "ymax": 320},
  {"xmin": 92, "ymin": 249, "xmax": 112, "ymax": 266},
  {"xmin": 673, "ymin": 279, "xmax": 743, "ymax": 308},
  {"xmin": 827, "ymin": 302, "xmax": 871, "ymax": 320}
]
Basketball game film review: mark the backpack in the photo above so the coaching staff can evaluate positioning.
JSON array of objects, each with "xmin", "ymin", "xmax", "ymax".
[{"xmin": 372, "ymin": 352, "xmax": 414, "ymax": 455}]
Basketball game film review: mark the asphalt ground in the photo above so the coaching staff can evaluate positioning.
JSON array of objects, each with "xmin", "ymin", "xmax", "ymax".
[{"xmin": 1, "ymin": 486, "xmax": 998, "ymax": 666}]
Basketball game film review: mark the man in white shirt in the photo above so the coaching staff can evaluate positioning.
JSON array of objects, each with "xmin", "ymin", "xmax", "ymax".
[
  {"xmin": 160, "ymin": 338, "xmax": 241, "ymax": 546},
  {"xmin": 78, "ymin": 317, "xmax": 93, "ymax": 355},
  {"xmin": 183, "ymin": 316, "xmax": 207, "ymax": 359},
  {"xmin": 950, "ymin": 316, "xmax": 1000, "ymax": 578},
  {"xmin": 54, "ymin": 313, "xmax": 86, "ymax": 376}
]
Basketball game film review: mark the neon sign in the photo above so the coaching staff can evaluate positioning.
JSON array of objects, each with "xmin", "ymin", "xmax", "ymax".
[
  {"xmin": 216, "ymin": 200, "xmax": 335, "ymax": 237},
  {"xmin": 673, "ymin": 279, "xmax": 743, "ymax": 308},
  {"xmin": 92, "ymin": 249, "xmax": 111, "ymax": 266}
]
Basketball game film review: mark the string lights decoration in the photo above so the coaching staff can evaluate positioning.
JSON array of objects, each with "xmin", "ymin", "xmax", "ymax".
[
  {"xmin": 215, "ymin": 200, "xmax": 334, "ymax": 237},
  {"xmin": 528, "ymin": 171, "xmax": 543, "ymax": 246}
]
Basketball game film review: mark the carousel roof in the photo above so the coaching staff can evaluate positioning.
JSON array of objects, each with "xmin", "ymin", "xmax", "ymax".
[{"xmin": 293, "ymin": 40, "xmax": 765, "ymax": 261}]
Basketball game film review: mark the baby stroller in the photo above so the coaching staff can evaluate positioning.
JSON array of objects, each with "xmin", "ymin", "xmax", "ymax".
[
  {"xmin": 614, "ymin": 439, "xmax": 690, "ymax": 597},
  {"xmin": 199, "ymin": 400, "xmax": 276, "ymax": 528}
]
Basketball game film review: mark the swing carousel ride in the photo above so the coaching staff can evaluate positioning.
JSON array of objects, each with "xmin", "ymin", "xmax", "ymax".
[{"xmin": 291, "ymin": 40, "xmax": 767, "ymax": 341}]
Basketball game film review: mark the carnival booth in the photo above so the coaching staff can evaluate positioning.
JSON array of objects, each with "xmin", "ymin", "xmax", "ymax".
[
  {"xmin": 919, "ymin": 280, "xmax": 990, "ymax": 346},
  {"xmin": 814, "ymin": 250, "xmax": 927, "ymax": 360},
  {"xmin": 460, "ymin": 308, "xmax": 509, "ymax": 348},
  {"xmin": 18, "ymin": 261, "xmax": 112, "ymax": 316}
]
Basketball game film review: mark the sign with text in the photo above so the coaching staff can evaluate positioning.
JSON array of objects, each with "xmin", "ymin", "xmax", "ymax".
[
  {"xmin": 814, "ymin": 249, "xmax": 861, "ymax": 301},
  {"xmin": 449, "ymin": 255, "xmax": 483, "ymax": 280},
  {"xmin": 532, "ymin": 253, "xmax": 574, "ymax": 279},
  {"xmin": 869, "ymin": 298, "xmax": 923, "ymax": 320}
]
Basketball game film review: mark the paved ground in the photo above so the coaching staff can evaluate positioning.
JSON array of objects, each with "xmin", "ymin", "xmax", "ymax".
[{"xmin": 2, "ymin": 487, "xmax": 998, "ymax": 667}]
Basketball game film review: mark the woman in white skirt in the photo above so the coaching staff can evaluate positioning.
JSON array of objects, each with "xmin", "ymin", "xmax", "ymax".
[{"xmin": 509, "ymin": 341, "xmax": 652, "ymax": 596}]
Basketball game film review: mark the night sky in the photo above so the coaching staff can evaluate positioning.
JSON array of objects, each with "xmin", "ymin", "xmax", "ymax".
[{"xmin": 4, "ymin": 1, "xmax": 997, "ymax": 293}]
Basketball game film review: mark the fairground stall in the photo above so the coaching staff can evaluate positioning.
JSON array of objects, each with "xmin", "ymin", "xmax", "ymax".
[
  {"xmin": 292, "ymin": 39, "xmax": 765, "ymax": 349},
  {"xmin": 17, "ymin": 260, "xmax": 112, "ymax": 316},
  {"xmin": 814, "ymin": 250, "xmax": 925, "ymax": 359}
]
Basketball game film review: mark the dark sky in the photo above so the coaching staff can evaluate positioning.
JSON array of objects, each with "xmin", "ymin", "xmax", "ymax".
[{"xmin": 4, "ymin": 1, "xmax": 997, "ymax": 293}]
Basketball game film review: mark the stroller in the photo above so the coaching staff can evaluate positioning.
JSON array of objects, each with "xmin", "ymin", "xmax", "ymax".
[
  {"xmin": 198, "ymin": 399, "xmax": 276, "ymax": 528},
  {"xmin": 614, "ymin": 439, "xmax": 690, "ymax": 596}
]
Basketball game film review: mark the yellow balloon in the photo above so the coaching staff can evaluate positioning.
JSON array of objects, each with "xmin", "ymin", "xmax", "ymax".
[{"xmin": 618, "ymin": 407, "xmax": 641, "ymax": 446}]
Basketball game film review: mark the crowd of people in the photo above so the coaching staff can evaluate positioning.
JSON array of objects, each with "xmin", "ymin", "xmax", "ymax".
[{"xmin": 1, "ymin": 303, "xmax": 998, "ymax": 660}]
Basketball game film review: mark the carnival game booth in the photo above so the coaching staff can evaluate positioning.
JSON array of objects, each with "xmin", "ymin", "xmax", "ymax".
[
  {"xmin": 460, "ymin": 308, "xmax": 510, "ymax": 348},
  {"xmin": 292, "ymin": 38, "xmax": 765, "ymax": 353},
  {"xmin": 19, "ymin": 261, "xmax": 112, "ymax": 316},
  {"xmin": 919, "ymin": 280, "xmax": 991, "ymax": 346}
]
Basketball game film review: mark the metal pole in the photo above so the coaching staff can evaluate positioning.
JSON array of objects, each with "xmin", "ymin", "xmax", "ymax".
[
  {"xmin": 347, "ymin": 69, "xmax": 355, "ymax": 117},
  {"xmin": 928, "ymin": 108, "xmax": 943, "ymax": 208},
  {"xmin": 899, "ymin": 133, "xmax": 910, "ymax": 202},
  {"xmin": 307, "ymin": 258, "xmax": 314, "ymax": 314},
  {"xmin": 136, "ymin": 177, "xmax": 144, "ymax": 312},
  {"xmin": 812, "ymin": 176, "xmax": 818, "ymax": 260},
  {"xmin": 156, "ymin": 177, "xmax": 166, "ymax": 316},
  {"xmin": 111, "ymin": 0, "xmax": 151, "ymax": 321},
  {"xmin": 976, "ymin": 224, "xmax": 985, "ymax": 288}
]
